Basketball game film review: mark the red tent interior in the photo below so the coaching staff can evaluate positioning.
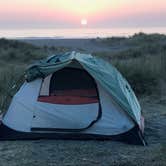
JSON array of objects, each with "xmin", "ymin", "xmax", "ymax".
[{"xmin": 38, "ymin": 68, "xmax": 98, "ymax": 105}]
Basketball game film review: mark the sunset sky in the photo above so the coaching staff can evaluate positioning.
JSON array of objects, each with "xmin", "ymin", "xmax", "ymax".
[{"xmin": 0, "ymin": 0, "xmax": 166, "ymax": 28}]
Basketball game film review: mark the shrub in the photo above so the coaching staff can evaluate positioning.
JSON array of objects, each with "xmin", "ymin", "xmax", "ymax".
[
  {"xmin": 113, "ymin": 55, "xmax": 162, "ymax": 95},
  {"xmin": 0, "ymin": 65, "xmax": 25, "ymax": 113}
]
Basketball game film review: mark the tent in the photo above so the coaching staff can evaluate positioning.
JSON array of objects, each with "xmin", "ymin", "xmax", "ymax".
[{"xmin": 0, "ymin": 52, "xmax": 146, "ymax": 145}]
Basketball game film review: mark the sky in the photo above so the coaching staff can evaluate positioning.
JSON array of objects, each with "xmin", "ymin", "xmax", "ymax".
[{"xmin": 0, "ymin": 0, "xmax": 166, "ymax": 28}]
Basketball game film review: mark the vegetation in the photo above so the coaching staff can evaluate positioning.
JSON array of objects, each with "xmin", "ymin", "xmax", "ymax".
[
  {"xmin": 0, "ymin": 33, "xmax": 166, "ymax": 111},
  {"xmin": 0, "ymin": 39, "xmax": 70, "ymax": 112},
  {"xmin": 94, "ymin": 33, "xmax": 166, "ymax": 95}
]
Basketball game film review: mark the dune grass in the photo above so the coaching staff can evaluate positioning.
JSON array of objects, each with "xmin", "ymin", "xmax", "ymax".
[
  {"xmin": 93, "ymin": 53, "xmax": 166, "ymax": 95},
  {"xmin": 113, "ymin": 54, "xmax": 165, "ymax": 95},
  {"xmin": 94, "ymin": 33, "xmax": 166, "ymax": 95},
  {"xmin": 0, "ymin": 34, "xmax": 166, "ymax": 113}
]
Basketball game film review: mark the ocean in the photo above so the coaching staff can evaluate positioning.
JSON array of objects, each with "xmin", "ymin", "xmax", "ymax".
[{"xmin": 0, "ymin": 27, "xmax": 166, "ymax": 39}]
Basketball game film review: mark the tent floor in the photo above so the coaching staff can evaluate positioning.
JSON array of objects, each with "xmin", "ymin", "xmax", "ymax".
[{"xmin": 0, "ymin": 122, "xmax": 145, "ymax": 145}]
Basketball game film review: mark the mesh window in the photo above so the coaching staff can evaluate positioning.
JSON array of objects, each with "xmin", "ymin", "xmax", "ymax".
[{"xmin": 50, "ymin": 68, "xmax": 95, "ymax": 93}]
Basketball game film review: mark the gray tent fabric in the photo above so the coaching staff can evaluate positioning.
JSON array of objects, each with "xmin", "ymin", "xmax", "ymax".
[{"xmin": 25, "ymin": 52, "xmax": 141, "ymax": 125}]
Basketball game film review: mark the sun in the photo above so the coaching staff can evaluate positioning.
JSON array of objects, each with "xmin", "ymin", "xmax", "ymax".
[{"xmin": 81, "ymin": 19, "xmax": 88, "ymax": 26}]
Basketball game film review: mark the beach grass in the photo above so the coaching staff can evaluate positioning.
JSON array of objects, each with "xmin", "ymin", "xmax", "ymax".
[
  {"xmin": 0, "ymin": 34, "xmax": 166, "ymax": 112},
  {"xmin": 94, "ymin": 33, "xmax": 166, "ymax": 95}
]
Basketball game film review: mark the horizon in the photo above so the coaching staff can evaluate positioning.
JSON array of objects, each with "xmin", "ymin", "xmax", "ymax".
[
  {"xmin": 0, "ymin": 0, "xmax": 166, "ymax": 29},
  {"xmin": 1, "ymin": 27, "xmax": 166, "ymax": 39}
]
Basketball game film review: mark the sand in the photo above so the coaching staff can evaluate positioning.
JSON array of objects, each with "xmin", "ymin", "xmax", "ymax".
[
  {"xmin": 21, "ymin": 38, "xmax": 127, "ymax": 53},
  {"xmin": 0, "ymin": 96, "xmax": 165, "ymax": 166}
]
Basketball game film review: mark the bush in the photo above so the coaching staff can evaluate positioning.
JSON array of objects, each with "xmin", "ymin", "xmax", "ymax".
[
  {"xmin": 0, "ymin": 38, "xmax": 46, "ymax": 63},
  {"xmin": 0, "ymin": 65, "xmax": 26, "ymax": 113},
  {"xmin": 113, "ymin": 55, "xmax": 163, "ymax": 95}
]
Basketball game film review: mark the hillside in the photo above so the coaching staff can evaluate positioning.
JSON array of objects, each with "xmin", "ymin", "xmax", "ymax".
[{"xmin": 0, "ymin": 33, "xmax": 165, "ymax": 166}]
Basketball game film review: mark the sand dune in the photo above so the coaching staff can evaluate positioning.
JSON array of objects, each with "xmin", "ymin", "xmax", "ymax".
[{"xmin": 21, "ymin": 38, "xmax": 125, "ymax": 53}]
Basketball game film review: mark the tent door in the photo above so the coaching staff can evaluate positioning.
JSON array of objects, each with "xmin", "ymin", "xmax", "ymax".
[
  {"xmin": 31, "ymin": 67, "xmax": 102, "ymax": 132},
  {"xmin": 30, "ymin": 102, "xmax": 101, "ymax": 132}
]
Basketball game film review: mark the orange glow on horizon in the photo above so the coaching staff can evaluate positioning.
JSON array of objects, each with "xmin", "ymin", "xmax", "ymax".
[{"xmin": 0, "ymin": 0, "xmax": 166, "ymax": 28}]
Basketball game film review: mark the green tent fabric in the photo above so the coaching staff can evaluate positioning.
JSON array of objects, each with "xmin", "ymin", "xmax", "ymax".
[{"xmin": 25, "ymin": 52, "xmax": 141, "ymax": 125}]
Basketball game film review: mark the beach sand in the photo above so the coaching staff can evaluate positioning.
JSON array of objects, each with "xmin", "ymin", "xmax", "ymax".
[
  {"xmin": 21, "ymin": 38, "xmax": 126, "ymax": 53},
  {"xmin": 0, "ymin": 97, "xmax": 165, "ymax": 166}
]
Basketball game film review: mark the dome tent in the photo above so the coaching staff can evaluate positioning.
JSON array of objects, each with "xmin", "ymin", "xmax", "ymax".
[{"xmin": 0, "ymin": 52, "xmax": 146, "ymax": 145}]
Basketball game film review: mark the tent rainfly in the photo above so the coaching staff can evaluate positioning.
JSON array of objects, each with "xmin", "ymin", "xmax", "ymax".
[{"xmin": 0, "ymin": 52, "xmax": 146, "ymax": 145}]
